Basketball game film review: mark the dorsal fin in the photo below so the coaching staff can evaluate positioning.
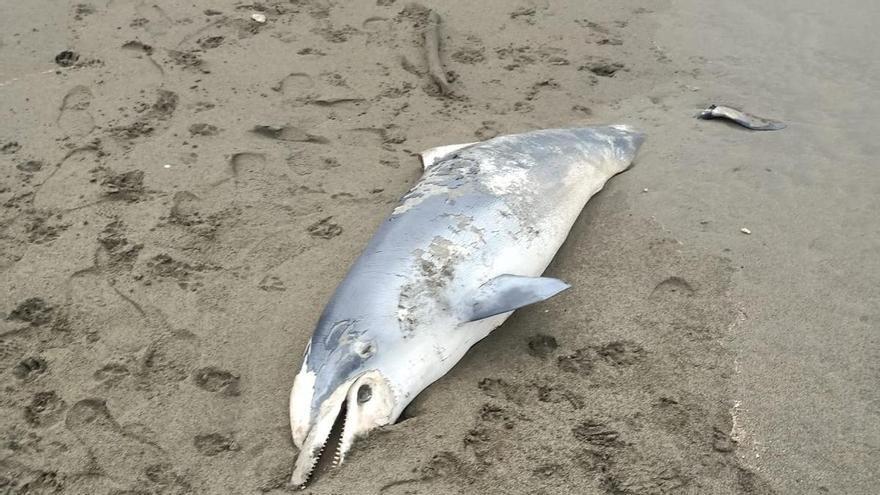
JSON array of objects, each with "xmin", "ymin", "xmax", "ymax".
[
  {"xmin": 419, "ymin": 142, "xmax": 478, "ymax": 170},
  {"xmin": 465, "ymin": 274, "xmax": 570, "ymax": 322}
]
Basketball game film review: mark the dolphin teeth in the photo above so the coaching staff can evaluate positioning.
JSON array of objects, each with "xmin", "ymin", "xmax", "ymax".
[{"xmin": 332, "ymin": 412, "xmax": 348, "ymax": 468}]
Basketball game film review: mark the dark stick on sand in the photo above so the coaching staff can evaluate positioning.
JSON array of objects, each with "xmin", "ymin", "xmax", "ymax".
[{"xmin": 423, "ymin": 10, "xmax": 451, "ymax": 96}]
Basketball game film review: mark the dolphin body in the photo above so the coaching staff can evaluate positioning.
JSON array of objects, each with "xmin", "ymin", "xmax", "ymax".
[{"xmin": 289, "ymin": 125, "xmax": 644, "ymax": 486}]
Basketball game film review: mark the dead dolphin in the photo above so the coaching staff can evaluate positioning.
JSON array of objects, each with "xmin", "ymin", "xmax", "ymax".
[
  {"xmin": 697, "ymin": 104, "xmax": 786, "ymax": 130},
  {"xmin": 288, "ymin": 126, "xmax": 645, "ymax": 487}
]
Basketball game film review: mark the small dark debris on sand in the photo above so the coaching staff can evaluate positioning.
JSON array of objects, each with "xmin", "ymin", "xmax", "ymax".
[{"xmin": 54, "ymin": 50, "xmax": 80, "ymax": 67}]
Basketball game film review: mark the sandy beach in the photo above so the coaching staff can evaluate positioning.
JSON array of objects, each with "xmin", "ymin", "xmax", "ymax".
[{"xmin": 1, "ymin": 0, "xmax": 877, "ymax": 493}]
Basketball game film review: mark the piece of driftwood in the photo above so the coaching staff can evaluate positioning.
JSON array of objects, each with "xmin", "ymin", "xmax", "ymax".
[{"xmin": 423, "ymin": 10, "xmax": 451, "ymax": 96}]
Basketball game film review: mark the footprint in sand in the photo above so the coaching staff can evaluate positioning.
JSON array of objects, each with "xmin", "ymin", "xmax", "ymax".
[
  {"xmin": 362, "ymin": 16, "xmax": 391, "ymax": 32},
  {"xmin": 65, "ymin": 398, "xmax": 186, "ymax": 488},
  {"xmin": 228, "ymin": 152, "xmax": 266, "ymax": 177},
  {"xmin": 272, "ymin": 72, "xmax": 314, "ymax": 96},
  {"xmin": 250, "ymin": 125, "xmax": 329, "ymax": 144},
  {"xmin": 121, "ymin": 40, "xmax": 165, "ymax": 85},
  {"xmin": 57, "ymin": 85, "xmax": 95, "ymax": 137},
  {"xmin": 133, "ymin": 1, "xmax": 173, "ymax": 39},
  {"xmin": 138, "ymin": 334, "xmax": 200, "ymax": 385},
  {"xmin": 651, "ymin": 276, "xmax": 696, "ymax": 298}
]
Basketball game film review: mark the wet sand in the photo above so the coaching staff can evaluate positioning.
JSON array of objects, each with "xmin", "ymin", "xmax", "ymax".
[{"xmin": 1, "ymin": 0, "xmax": 877, "ymax": 493}]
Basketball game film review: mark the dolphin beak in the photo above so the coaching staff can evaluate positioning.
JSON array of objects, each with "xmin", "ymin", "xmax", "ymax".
[{"xmin": 289, "ymin": 364, "xmax": 357, "ymax": 488}]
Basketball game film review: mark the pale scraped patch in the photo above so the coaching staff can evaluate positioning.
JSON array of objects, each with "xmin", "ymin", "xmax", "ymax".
[
  {"xmin": 391, "ymin": 179, "xmax": 460, "ymax": 216},
  {"xmin": 484, "ymin": 163, "xmax": 529, "ymax": 195}
]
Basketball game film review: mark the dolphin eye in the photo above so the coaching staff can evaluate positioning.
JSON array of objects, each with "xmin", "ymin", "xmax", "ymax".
[{"xmin": 357, "ymin": 384, "xmax": 372, "ymax": 404}]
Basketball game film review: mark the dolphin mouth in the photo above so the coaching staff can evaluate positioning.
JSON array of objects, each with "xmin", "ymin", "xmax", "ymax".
[
  {"xmin": 290, "ymin": 377, "xmax": 357, "ymax": 488},
  {"xmin": 289, "ymin": 369, "xmax": 397, "ymax": 489}
]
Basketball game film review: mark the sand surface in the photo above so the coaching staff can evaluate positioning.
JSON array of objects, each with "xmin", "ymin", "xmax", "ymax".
[{"xmin": 1, "ymin": 0, "xmax": 877, "ymax": 494}]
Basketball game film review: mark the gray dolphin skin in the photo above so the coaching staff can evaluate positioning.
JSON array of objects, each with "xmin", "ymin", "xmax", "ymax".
[
  {"xmin": 697, "ymin": 104, "xmax": 786, "ymax": 130},
  {"xmin": 289, "ymin": 125, "xmax": 645, "ymax": 487}
]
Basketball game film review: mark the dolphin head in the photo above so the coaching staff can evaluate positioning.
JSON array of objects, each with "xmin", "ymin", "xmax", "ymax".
[{"xmin": 288, "ymin": 317, "xmax": 398, "ymax": 487}]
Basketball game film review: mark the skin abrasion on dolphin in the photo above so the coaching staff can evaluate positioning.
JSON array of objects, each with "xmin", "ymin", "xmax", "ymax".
[{"xmin": 288, "ymin": 125, "xmax": 645, "ymax": 487}]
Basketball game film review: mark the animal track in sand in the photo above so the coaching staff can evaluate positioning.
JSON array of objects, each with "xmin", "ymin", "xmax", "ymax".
[
  {"xmin": 193, "ymin": 432, "xmax": 239, "ymax": 456},
  {"xmin": 0, "ymin": 341, "xmax": 25, "ymax": 370},
  {"xmin": 556, "ymin": 340, "xmax": 645, "ymax": 374},
  {"xmin": 108, "ymin": 90, "xmax": 178, "ymax": 147},
  {"xmin": 13, "ymin": 356, "xmax": 48, "ymax": 380},
  {"xmin": 307, "ymin": 216, "xmax": 342, "ymax": 239},
  {"xmin": 451, "ymin": 47, "xmax": 486, "ymax": 65},
  {"xmin": 474, "ymin": 121, "xmax": 500, "ymax": 140},
  {"xmin": 97, "ymin": 220, "xmax": 143, "ymax": 270},
  {"xmin": 556, "ymin": 348, "xmax": 594, "ymax": 375},
  {"xmin": 2, "ymin": 141, "xmax": 21, "ymax": 154},
  {"xmin": 594, "ymin": 340, "xmax": 645, "ymax": 366},
  {"xmin": 197, "ymin": 35, "xmax": 224, "ymax": 49},
  {"xmin": 188, "ymin": 123, "xmax": 219, "ymax": 136},
  {"xmin": 7, "ymin": 298, "xmax": 55, "ymax": 326},
  {"xmin": 258, "ymin": 274, "xmax": 286, "ymax": 291},
  {"xmin": 16, "ymin": 159, "xmax": 43, "ymax": 173},
  {"xmin": 580, "ymin": 61, "xmax": 626, "ymax": 77},
  {"xmin": 0, "ymin": 464, "xmax": 68, "ymax": 493},
  {"xmin": 93, "ymin": 362, "xmax": 130, "ymax": 386},
  {"xmin": 192, "ymin": 366, "xmax": 240, "ymax": 395},
  {"xmin": 101, "ymin": 169, "xmax": 146, "ymax": 201},
  {"xmin": 57, "ymin": 85, "xmax": 95, "ymax": 137},
  {"xmin": 572, "ymin": 419, "xmax": 624, "ymax": 448},
  {"xmin": 477, "ymin": 377, "xmax": 524, "ymax": 405},
  {"xmin": 531, "ymin": 380, "xmax": 585, "ymax": 410},
  {"xmin": 526, "ymin": 334, "xmax": 558, "ymax": 358},
  {"xmin": 24, "ymin": 391, "xmax": 67, "ymax": 427}
]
